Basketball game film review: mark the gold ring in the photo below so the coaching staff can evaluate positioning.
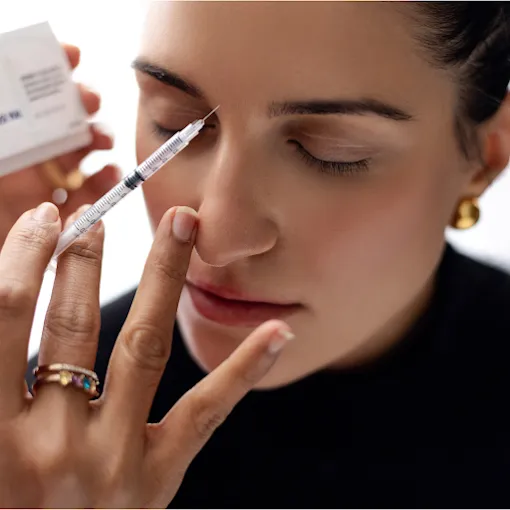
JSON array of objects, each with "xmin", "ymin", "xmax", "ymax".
[
  {"xmin": 32, "ymin": 364, "xmax": 100, "ymax": 399},
  {"xmin": 41, "ymin": 159, "xmax": 85, "ymax": 191},
  {"xmin": 34, "ymin": 363, "xmax": 98, "ymax": 381},
  {"xmin": 32, "ymin": 373, "xmax": 99, "ymax": 398}
]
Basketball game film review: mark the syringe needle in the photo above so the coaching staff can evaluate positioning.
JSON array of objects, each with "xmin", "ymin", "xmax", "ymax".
[
  {"xmin": 202, "ymin": 105, "xmax": 220, "ymax": 122},
  {"xmin": 47, "ymin": 111, "xmax": 211, "ymax": 272}
]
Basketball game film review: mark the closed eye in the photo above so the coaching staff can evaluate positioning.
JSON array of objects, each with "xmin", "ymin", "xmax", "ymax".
[
  {"xmin": 152, "ymin": 122, "xmax": 215, "ymax": 140},
  {"xmin": 288, "ymin": 140, "xmax": 371, "ymax": 176}
]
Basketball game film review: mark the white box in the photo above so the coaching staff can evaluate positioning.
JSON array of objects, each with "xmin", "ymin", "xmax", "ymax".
[{"xmin": 0, "ymin": 22, "xmax": 92, "ymax": 177}]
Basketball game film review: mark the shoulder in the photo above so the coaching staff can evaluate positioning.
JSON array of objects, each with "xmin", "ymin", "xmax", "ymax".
[
  {"xmin": 442, "ymin": 245, "xmax": 510, "ymax": 323},
  {"xmin": 433, "ymin": 244, "xmax": 510, "ymax": 366}
]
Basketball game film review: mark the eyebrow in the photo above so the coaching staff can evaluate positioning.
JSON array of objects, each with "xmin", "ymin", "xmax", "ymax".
[
  {"xmin": 132, "ymin": 58, "xmax": 204, "ymax": 99},
  {"xmin": 132, "ymin": 58, "xmax": 413, "ymax": 122},
  {"xmin": 269, "ymin": 99, "xmax": 413, "ymax": 121}
]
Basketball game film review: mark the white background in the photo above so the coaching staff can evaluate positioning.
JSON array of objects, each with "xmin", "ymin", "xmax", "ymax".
[{"xmin": 0, "ymin": 2, "xmax": 509, "ymax": 358}]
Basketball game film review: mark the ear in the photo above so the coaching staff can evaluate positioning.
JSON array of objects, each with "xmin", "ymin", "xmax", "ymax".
[{"xmin": 464, "ymin": 92, "xmax": 510, "ymax": 196}]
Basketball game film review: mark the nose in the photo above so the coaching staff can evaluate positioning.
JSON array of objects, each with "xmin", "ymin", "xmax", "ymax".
[{"xmin": 194, "ymin": 150, "xmax": 278, "ymax": 267}]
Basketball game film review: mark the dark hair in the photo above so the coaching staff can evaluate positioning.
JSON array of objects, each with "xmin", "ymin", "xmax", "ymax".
[{"xmin": 409, "ymin": 2, "xmax": 510, "ymax": 158}]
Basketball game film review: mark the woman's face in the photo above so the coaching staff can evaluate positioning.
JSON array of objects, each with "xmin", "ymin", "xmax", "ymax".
[{"xmin": 135, "ymin": 2, "xmax": 477, "ymax": 387}]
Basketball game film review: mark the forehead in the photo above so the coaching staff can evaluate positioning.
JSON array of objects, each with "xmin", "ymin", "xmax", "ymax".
[{"xmin": 139, "ymin": 2, "xmax": 451, "ymax": 115}]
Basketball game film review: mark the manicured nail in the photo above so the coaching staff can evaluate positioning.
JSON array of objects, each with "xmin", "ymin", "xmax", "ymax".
[
  {"xmin": 172, "ymin": 206, "xmax": 198, "ymax": 243},
  {"xmin": 268, "ymin": 326, "xmax": 295, "ymax": 355},
  {"xmin": 52, "ymin": 188, "xmax": 68, "ymax": 205},
  {"xmin": 84, "ymin": 83, "xmax": 101, "ymax": 97},
  {"xmin": 33, "ymin": 202, "xmax": 59, "ymax": 223},
  {"xmin": 94, "ymin": 122, "xmax": 115, "ymax": 140}
]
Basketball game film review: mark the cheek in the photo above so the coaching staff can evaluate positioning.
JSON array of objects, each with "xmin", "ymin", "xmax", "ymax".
[
  {"xmin": 298, "ymin": 158, "xmax": 461, "ymax": 297},
  {"xmin": 143, "ymin": 170, "xmax": 204, "ymax": 232}
]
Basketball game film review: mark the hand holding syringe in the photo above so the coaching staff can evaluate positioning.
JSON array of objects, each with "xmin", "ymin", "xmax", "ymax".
[{"xmin": 48, "ymin": 106, "xmax": 219, "ymax": 272}]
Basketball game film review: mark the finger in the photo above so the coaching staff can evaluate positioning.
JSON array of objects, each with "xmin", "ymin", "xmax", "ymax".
[
  {"xmin": 78, "ymin": 83, "xmax": 101, "ymax": 115},
  {"xmin": 89, "ymin": 123, "xmax": 115, "ymax": 150},
  {"xmin": 0, "ymin": 203, "xmax": 61, "ymax": 417},
  {"xmin": 56, "ymin": 123, "xmax": 114, "ymax": 171},
  {"xmin": 38, "ymin": 124, "xmax": 114, "ymax": 192},
  {"xmin": 38, "ymin": 206, "xmax": 104, "ymax": 369},
  {"xmin": 34, "ymin": 206, "xmax": 104, "ymax": 408},
  {"xmin": 63, "ymin": 43, "xmax": 81, "ymax": 70},
  {"xmin": 101, "ymin": 206, "xmax": 198, "ymax": 431},
  {"xmin": 61, "ymin": 165, "xmax": 121, "ymax": 214},
  {"xmin": 146, "ymin": 320, "xmax": 294, "ymax": 489}
]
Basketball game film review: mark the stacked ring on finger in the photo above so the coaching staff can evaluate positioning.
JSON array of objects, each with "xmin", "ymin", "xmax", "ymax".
[{"xmin": 32, "ymin": 363, "xmax": 100, "ymax": 398}]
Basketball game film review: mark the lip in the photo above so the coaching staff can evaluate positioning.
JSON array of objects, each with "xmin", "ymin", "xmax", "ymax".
[{"xmin": 185, "ymin": 280, "xmax": 302, "ymax": 327}]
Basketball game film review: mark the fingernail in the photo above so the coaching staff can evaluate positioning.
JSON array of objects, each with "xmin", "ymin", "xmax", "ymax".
[
  {"xmin": 172, "ymin": 206, "xmax": 198, "ymax": 243},
  {"xmin": 52, "ymin": 188, "xmax": 68, "ymax": 205},
  {"xmin": 84, "ymin": 83, "xmax": 100, "ymax": 97},
  {"xmin": 33, "ymin": 202, "xmax": 59, "ymax": 223},
  {"xmin": 268, "ymin": 327, "xmax": 295, "ymax": 355},
  {"xmin": 94, "ymin": 122, "xmax": 115, "ymax": 140}
]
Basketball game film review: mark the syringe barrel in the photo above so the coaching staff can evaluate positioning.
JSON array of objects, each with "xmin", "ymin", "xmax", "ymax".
[
  {"xmin": 137, "ymin": 133, "xmax": 189, "ymax": 180},
  {"xmin": 179, "ymin": 120, "xmax": 204, "ymax": 143},
  {"xmin": 52, "ymin": 223, "xmax": 80, "ymax": 260},
  {"xmin": 52, "ymin": 180, "xmax": 131, "ymax": 260},
  {"xmin": 74, "ymin": 181, "xmax": 131, "ymax": 233},
  {"xmin": 49, "ymin": 118, "xmax": 205, "ymax": 266}
]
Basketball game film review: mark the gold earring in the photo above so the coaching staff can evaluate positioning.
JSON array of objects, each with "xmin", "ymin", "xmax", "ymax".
[{"xmin": 450, "ymin": 197, "xmax": 480, "ymax": 230}]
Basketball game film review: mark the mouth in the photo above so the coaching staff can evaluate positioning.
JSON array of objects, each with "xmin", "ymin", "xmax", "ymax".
[{"xmin": 185, "ymin": 280, "xmax": 303, "ymax": 327}]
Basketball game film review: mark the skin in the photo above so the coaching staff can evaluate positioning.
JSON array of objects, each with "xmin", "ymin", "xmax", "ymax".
[
  {"xmin": 135, "ymin": 2, "xmax": 510, "ymax": 387},
  {"xmin": 0, "ymin": 3, "xmax": 509, "ymax": 506},
  {"xmin": 0, "ymin": 44, "xmax": 292, "ymax": 508}
]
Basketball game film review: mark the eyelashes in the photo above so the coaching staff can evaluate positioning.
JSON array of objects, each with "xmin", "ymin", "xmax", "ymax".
[
  {"xmin": 288, "ymin": 140, "xmax": 370, "ymax": 176},
  {"xmin": 152, "ymin": 124, "xmax": 179, "ymax": 138},
  {"xmin": 151, "ymin": 122, "xmax": 371, "ymax": 176},
  {"xmin": 151, "ymin": 123, "xmax": 216, "ymax": 139}
]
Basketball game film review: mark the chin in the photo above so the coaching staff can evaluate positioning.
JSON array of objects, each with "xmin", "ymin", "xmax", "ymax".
[{"xmin": 176, "ymin": 287, "xmax": 295, "ymax": 389}]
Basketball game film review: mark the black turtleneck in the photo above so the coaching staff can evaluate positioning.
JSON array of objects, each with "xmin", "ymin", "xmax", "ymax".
[{"xmin": 27, "ymin": 245, "xmax": 510, "ymax": 507}]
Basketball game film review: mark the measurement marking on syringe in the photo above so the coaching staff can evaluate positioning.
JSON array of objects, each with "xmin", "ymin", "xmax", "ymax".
[{"xmin": 51, "ymin": 112, "xmax": 212, "ymax": 262}]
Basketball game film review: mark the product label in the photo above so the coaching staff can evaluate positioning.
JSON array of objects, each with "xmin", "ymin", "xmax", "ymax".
[{"xmin": 0, "ymin": 22, "xmax": 91, "ymax": 176}]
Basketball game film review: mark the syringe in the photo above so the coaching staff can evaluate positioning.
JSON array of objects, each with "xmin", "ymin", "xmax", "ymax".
[{"xmin": 48, "ymin": 106, "xmax": 219, "ymax": 271}]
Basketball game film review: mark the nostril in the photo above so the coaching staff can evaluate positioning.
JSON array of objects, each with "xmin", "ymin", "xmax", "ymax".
[{"xmin": 193, "ymin": 244, "xmax": 237, "ymax": 268}]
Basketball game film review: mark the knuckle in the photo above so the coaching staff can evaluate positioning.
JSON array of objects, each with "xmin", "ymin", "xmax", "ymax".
[
  {"xmin": 0, "ymin": 278, "xmax": 33, "ymax": 317},
  {"xmin": 121, "ymin": 321, "xmax": 171, "ymax": 371},
  {"xmin": 64, "ymin": 237, "xmax": 103, "ymax": 267},
  {"xmin": 189, "ymin": 392, "xmax": 230, "ymax": 440},
  {"xmin": 45, "ymin": 301, "xmax": 100, "ymax": 340},
  {"xmin": 35, "ymin": 448, "xmax": 69, "ymax": 476},
  {"xmin": 31, "ymin": 432, "xmax": 75, "ymax": 476}
]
